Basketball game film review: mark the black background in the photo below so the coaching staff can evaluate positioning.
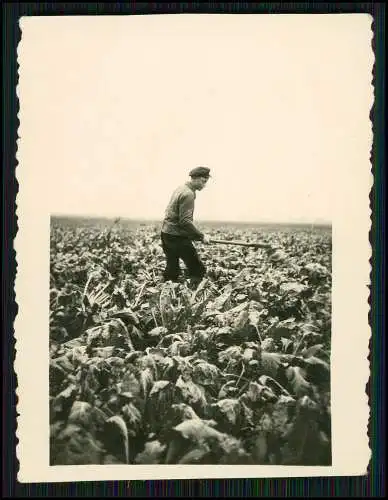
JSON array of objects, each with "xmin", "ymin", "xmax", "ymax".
[{"xmin": 3, "ymin": 2, "xmax": 386, "ymax": 497}]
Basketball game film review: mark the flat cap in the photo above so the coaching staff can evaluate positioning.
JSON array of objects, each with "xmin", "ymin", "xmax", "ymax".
[{"xmin": 189, "ymin": 166, "xmax": 211, "ymax": 178}]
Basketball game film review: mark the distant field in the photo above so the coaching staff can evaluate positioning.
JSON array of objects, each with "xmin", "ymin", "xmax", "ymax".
[{"xmin": 51, "ymin": 215, "xmax": 332, "ymax": 234}]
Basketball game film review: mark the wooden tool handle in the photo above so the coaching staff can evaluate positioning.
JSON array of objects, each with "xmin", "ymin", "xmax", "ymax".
[{"xmin": 209, "ymin": 238, "xmax": 271, "ymax": 249}]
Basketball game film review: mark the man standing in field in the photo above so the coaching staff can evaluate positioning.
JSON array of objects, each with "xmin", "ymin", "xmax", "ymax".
[{"xmin": 161, "ymin": 166, "xmax": 211, "ymax": 288}]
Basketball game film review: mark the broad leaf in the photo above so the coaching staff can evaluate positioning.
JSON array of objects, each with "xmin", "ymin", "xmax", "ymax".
[
  {"xmin": 232, "ymin": 310, "xmax": 250, "ymax": 331},
  {"xmin": 109, "ymin": 308, "xmax": 140, "ymax": 325},
  {"xmin": 51, "ymin": 424, "xmax": 104, "ymax": 465},
  {"xmin": 135, "ymin": 440, "xmax": 167, "ymax": 464},
  {"xmin": 301, "ymin": 344, "xmax": 325, "ymax": 358},
  {"xmin": 176, "ymin": 375, "xmax": 207, "ymax": 411},
  {"xmin": 122, "ymin": 402, "xmax": 142, "ymax": 436},
  {"xmin": 286, "ymin": 366, "xmax": 311, "ymax": 397},
  {"xmin": 178, "ymin": 445, "xmax": 210, "ymax": 464},
  {"xmin": 139, "ymin": 367, "xmax": 155, "ymax": 398},
  {"xmin": 172, "ymin": 418, "xmax": 224, "ymax": 443},
  {"xmin": 149, "ymin": 380, "xmax": 170, "ymax": 397},
  {"xmin": 250, "ymin": 432, "xmax": 268, "ymax": 463},
  {"xmin": 119, "ymin": 369, "xmax": 142, "ymax": 400},
  {"xmin": 261, "ymin": 337, "xmax": 275, "ymax": 351},
  {"xmin": 248, "ymin": 310, "xmax": 263, "ymax": 329},
  {"xmin": 103, "ymin": 415, "xmax": 129, "ymax": 464},
  {"xmin": 50, "ymin": 384, "xmax": 77, "ymax": 418},
  {"xmin": 210, "ymin": 285, "xmax": 233, "ymax": 311},
  {"xmin": 148, "ymin": 326, "xmax": 168, "ymax": 338},
  {"xmin": 218, "ymin": 346, "xmax": 243, "ymax": 366},
  {"xmin": 167, "ymin": 403, "xmax": 200, "ymax": 427},
  {"xmin": 68, "ymin": 401, "xmax": 94, "ymax": 428},
  {"xmin": 266, "ymin": 319, "xmax": 298, "ymax": 339},
  {"xmin": 280, "ymin": 282, "xmax": 308, "ymax": 295},
  {"xmin": 211, "ymin": 398, "xmax": 241, "ymax": 426},
  {"xmin": 260, "ymin": 351, "xmax": 285, "ymax": 378},
  {"xmin": 192, "ymin": 360, "xmax": 220, "ymax": 386}
]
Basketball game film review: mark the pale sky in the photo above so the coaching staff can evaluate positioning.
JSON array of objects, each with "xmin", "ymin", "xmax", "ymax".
[{"xmin": 18, "ymin": 14, "xmax": 373, "ymax": 223}]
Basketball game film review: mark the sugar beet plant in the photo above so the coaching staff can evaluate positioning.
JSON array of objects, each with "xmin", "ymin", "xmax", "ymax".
[{"xmin": 49, "ymin": 221, "xmax": 332, "ymax": 465}]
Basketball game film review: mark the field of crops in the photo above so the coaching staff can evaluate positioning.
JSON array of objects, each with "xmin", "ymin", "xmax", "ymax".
[{"xmin": 49, "ymin": 218, "xmax": 332, "ymax": 466}]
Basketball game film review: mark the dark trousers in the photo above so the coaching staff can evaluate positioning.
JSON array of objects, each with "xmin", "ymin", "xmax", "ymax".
[{"xmin": 160, "ymin": 232, "xmax": 206, "ymax": 283}]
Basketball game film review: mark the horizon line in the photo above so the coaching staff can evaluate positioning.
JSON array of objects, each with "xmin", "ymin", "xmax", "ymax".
[{"xmin": 51, "ymin": 213, "xmax": 332, "ymax": 226}]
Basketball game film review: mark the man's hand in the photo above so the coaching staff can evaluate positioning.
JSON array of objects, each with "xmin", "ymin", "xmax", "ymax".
[{"xmin": 202, "ymin": 235, "xmax": 211, "ymax": 244}]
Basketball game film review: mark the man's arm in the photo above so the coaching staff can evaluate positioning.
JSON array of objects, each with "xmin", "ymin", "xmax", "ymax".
[{"xmin": 178, "ymin": 192, "xmax": 204, "ymax": 241}]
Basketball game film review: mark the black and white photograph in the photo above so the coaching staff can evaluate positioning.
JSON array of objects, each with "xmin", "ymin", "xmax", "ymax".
[{"xmin": 15, "ymin": 14, "xmax": 372, "ymax": 481}]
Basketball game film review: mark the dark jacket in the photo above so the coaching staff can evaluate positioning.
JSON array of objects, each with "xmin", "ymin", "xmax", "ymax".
[{"xmin": 161, "ymin": 182, "xmax": 204, "ymax": 241}]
